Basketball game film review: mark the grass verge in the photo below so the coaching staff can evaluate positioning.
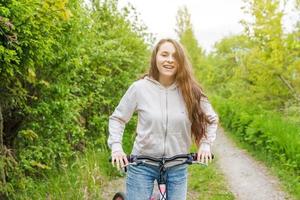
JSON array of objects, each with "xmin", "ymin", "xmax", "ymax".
[
  {"xmin": 188, "ymin": 159, "xmax": 235, "ymax": 200},
  {"xmin": 13, "ymin": 148, "xmax": 121, "ymax": 200}
]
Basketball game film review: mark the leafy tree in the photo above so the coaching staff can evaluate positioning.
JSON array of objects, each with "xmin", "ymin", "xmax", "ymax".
[
  {"xmin": 239, "ymin": 0, "xmax": 294, "ymax": 109},
  {"xmin": 175, "ymin": 6, "xmax": 205, "ymax": 84},
  {"xmin": 1, "ymin": 0, "xmax": 73, "ymax": 195},
  {"xmin": 175, "ymin": 6, "xmax": 204, "ymax": 60},
  {"xmin": 209, "ymin": 35, "xmax": 253, "ymax": 98}
]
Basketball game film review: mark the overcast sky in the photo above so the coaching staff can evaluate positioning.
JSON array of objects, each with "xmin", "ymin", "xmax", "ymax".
[{"xmin": 118, "ymin": 0, "xmax": 299, "ymax": 52}]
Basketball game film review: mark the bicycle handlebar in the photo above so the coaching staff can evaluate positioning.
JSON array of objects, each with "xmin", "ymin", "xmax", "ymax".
[{"xmin": 109, "ymin": 153, "xmax": 214, "ymax": 165}]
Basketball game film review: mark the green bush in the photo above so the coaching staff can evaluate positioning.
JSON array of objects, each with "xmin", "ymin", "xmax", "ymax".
[{"xmin": 0, "ymin": 0, "xmax": 150, "ymax": 197}]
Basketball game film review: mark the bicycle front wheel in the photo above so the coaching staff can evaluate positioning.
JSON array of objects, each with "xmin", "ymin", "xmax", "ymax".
[{"xmin": 112, "ymin": 192, "xmax": 126, "ymax": 200}]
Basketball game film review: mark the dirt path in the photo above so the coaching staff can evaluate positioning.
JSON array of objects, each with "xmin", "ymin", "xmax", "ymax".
[
  {"xmin": 214, "ymin": 127, "xmax": 290, "ymax": 200},
  {"xmin": 101, "ymin": 177, "xmax": 125, "ymax": 200}
]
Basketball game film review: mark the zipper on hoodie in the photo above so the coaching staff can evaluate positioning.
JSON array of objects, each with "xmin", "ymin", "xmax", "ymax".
[{"xmin": 163, "ymin": 89, "xmax": 168, "ymax": 156}]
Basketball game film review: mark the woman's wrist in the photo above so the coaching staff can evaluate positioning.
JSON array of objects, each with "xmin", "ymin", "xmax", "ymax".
[
  {"xmin": 199, "ymin": 142, "xmax": 211, "ymax": 153},
  {"xmin": 111, "ymin": 142, "xmax": 124, "ymax": 154}
]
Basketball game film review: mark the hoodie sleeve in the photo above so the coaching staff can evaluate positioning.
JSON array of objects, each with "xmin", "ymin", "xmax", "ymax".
[
  {"xmin": 107, "ymin": 83, "xmax": 137, "ymax": 153},
  {"xmin": 199, "ymin": 97, "xmax": 219, "ymax": 152}
]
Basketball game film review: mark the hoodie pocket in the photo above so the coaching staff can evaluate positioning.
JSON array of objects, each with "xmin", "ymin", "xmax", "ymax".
[
  {"xmin": 137, "ymin": 132, "xmax": 164, "ymax": 156},
  {"xmin": 165, "ymin": 132, "xmax": 189, "ymax": 156}
]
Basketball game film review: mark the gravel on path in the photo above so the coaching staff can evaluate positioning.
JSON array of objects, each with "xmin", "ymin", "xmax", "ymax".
[{"xmin": 214, "ymin": 128, "xmax": 290, "ymax": 200}]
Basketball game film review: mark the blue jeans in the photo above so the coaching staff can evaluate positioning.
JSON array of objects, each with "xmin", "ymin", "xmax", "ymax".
[{"xmin": 126, "ymin": 163, "xmax": 187, "ymax": 200}]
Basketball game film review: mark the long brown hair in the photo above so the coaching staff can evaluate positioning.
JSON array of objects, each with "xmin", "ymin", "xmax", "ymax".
[{"xmin": 148, "ymin": 38, "xmax": 210, "ymax": 145}]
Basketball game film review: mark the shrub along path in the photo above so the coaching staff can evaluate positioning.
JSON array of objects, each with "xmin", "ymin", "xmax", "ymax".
[{"xmin": 214, "ymin": 127, "xmax": 290, "ymax": 200}]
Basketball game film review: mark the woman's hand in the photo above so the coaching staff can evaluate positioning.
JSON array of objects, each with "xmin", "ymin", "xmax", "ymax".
[
  {"xmin": 111, "ymin": 151, "xmax": 129, "ymax": 170},
  {"xmin": 197, "ymin": 143, "xmax": 213, "ymax": 165}
]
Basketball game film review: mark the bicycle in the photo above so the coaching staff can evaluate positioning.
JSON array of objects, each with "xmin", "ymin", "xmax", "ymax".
[{"xmin": 110, "ymin": 153, "xmax": 214, "ymax": 200}]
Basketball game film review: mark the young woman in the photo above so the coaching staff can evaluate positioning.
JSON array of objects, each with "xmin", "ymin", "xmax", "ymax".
[{"xmin": 108, "ymin": 38, "xmax": 218, "ymax": 200}]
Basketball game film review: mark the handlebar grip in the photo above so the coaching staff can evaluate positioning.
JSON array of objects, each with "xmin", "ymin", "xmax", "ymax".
[
  {"xmin": 108, "ymin": 155, "xmax": 132, "ymax": 163},
  {"xmin": 191, "ymin": 153, "xmax": 215, "ymax": 161}
]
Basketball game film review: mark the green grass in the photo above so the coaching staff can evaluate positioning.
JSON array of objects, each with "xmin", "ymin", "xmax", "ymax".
[
  {"xmin": 13, "ymin": 149, "xmax": 121, "ymax": 200},
  {"xmin": 188, "ymin": 159, "xmax": 234, "ymax": 200},
  {"xmin": 187, "ymin": 145, "xmax": 234, "ymax": 200}
]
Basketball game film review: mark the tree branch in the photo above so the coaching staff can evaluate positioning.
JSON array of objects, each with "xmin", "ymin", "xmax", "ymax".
[{"xmin": 277, "ymin": 74, "xmax": 300, "ymax": 102}]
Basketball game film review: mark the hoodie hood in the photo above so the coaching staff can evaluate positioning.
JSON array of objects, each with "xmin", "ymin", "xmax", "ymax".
[{"xmin": 144, "ymin": 76, "xmax": 178, "ymax": 90}]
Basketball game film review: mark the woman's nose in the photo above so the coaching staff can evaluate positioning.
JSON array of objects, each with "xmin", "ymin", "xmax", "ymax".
[{"xmin": 166, "ymin": 55, "xmax": 174, "ymax": 63}]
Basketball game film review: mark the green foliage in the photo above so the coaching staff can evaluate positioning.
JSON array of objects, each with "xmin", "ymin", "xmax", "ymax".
[
  {"xmin": 239, "ymin": 0, "xmax": 299, "ymax": 108},
  {"xmin": 11, "ymin": 149, "xmax": 113, "ymax": 200},
  {"xmin": 205, "ymin": 0, "xmax": 300, "ymax": 111},
  {"xmin": 188, "ymin": 164, "xmax": 235, "ymax": 200},
  {"xmin": 205, "ymin": 34, "xmax": 253, "ymax": 97},
  {"xmin": 0, "ymin": 0, "xmax": 149, "ymax": 197}
]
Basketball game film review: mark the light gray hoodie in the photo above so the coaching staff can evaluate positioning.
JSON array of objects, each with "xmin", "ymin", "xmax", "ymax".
[{"xmin": 108, "ymin": 76, "xmax": 218, "ymax": 157}]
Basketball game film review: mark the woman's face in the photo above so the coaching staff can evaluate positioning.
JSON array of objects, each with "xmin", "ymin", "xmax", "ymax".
[{"xmin": 156, "ymin": 42, "xmax": 178, "ymax": 80}]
